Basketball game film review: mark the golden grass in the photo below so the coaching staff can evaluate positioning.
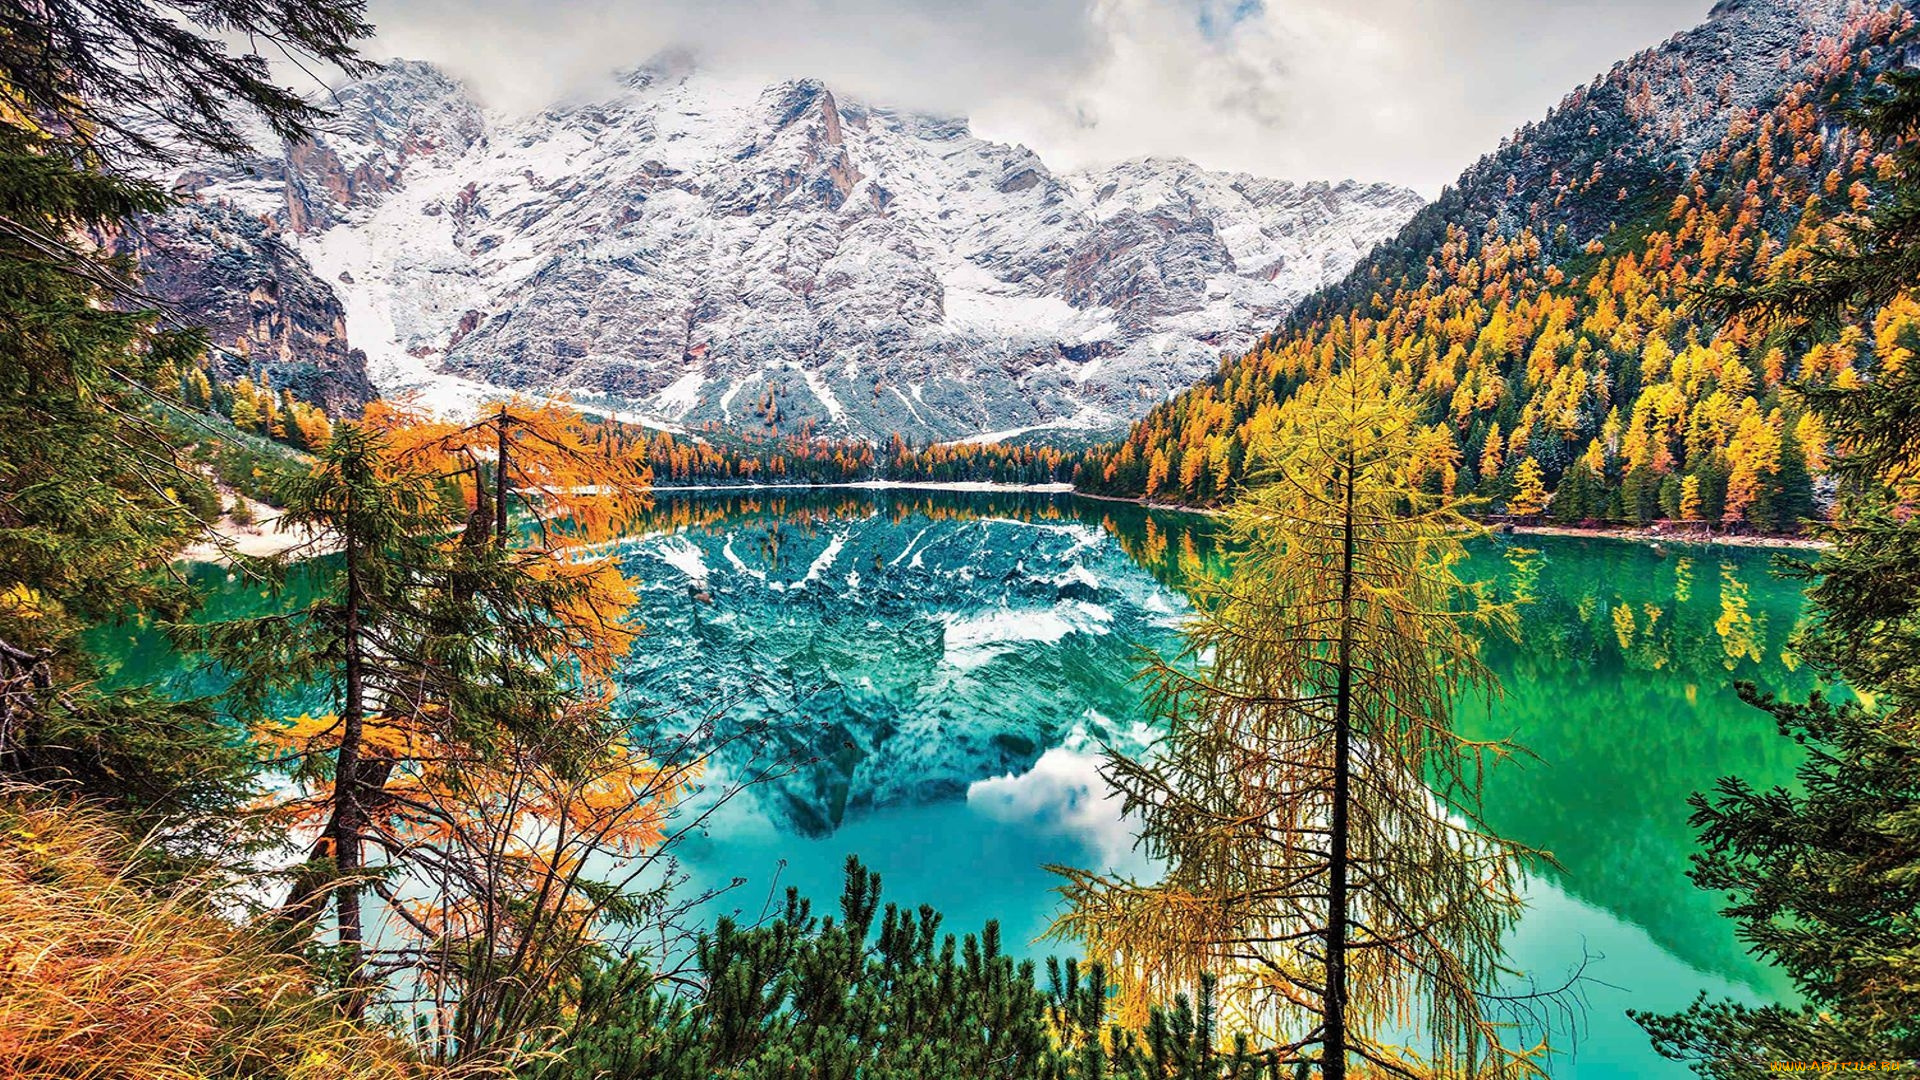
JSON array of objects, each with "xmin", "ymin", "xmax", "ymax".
[{"xmin": 0, "ymin": 795, "xmax": 417, "ymax": 1080}]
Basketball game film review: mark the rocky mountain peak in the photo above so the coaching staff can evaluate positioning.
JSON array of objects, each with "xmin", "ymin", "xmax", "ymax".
[
  {"xmin": 157, "ymin": 59, "xmax": 1425, "ymax": 439},
  {"xmin": 1286, "ymin": 0, "xmax": 1907, "ymax": 333}
]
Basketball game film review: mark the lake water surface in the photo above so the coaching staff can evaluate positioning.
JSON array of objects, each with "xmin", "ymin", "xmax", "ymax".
[
  {"xmin": 124, "ymin": 488, "xmax": 1816, "ymax": 1078},
  {"xmin": 615, "ymin": 489, "xmax": 1812, "ymax": 1078}
]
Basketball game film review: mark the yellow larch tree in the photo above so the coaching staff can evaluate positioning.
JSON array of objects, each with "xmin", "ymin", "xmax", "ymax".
[
  {"xmin": 1052, "ymin": 354, "xmax": 1550, "ymax": 1079},
  {"xmin": 1508, "ymin": 457, "xmax": 1550, "ymax": 519}
]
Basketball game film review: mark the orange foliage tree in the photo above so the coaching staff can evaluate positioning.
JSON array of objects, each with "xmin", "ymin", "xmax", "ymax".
[{"xmin": 193, "ymin": 399, "xmax": 696, "ymax": 1053}]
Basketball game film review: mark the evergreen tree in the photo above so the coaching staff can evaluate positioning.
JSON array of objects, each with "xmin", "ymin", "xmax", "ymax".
[
  {"xmin": 1769, "ymin": 429, "xmax": 1815, "ymax": 535},
  {"xmin": 1, "ymin": 0, "xmax": 371, "ymax": 172},
  {"xmin": 197, "ymin": 401, "xmax": 656, "ymax": 1022},
  {"xmin": 0, "ymin": 132, "xmax": 251, "ymax": 834},
  {"xmin": 1635, "ymin": 71, "xmax": 1920, "ymax": 1073},
  {"xmin": 1551, "ymin": 459, "xmax": 1600, "ymax": 524},
  {"xmin": 529, "ymin": 858, "xmax": 1283, "ymax": 1080},
  {"xmin": 1609, "ymin": 464, "xmax": 1656, "ymax": 525},
  {"xmin": 0, "ymin": 0, "xmax": 371, "ymax": 837},
  {"xmin": 1052, "ymin": 357, "xmax": 1548, "ymax": 1078},
  {"xmin": 1685, "ymin": 456, "xmax": 1728, "ymax": 525}
]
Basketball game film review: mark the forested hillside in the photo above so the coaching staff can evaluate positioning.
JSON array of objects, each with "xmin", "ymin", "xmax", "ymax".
[
  {"xmin": 1076, "ymin": 0, "xmax": 1916, "ymax": 534},
  {"xmin": 168, "ymin": 362, "xmax": 1080, "ymax": 488}
]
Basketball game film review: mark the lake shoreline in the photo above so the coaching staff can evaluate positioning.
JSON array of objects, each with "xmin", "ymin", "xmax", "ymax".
[
  {"xmin": 182, "ymin": 479, "xmax": 1829, "ymax": 563},
  {"xmin": 1498, "ymin": 522, "xmax": 1828, "ymax": 551},
  {"xmin": 177, "ymin": 494, "xmax": 332, "ymax": 564},
  {"xmin": 649, "ymin": 479, "xmax": 1076, "ymax": 494},
  {"xmin": 1050, "ymin": 490, "xmax": 1833, "ymax": 551}
]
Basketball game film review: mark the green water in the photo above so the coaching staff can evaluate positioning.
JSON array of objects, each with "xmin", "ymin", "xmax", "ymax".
[{"xmin": 124, "ymin": 488, "xmax": 1816, "ymax": 1077}]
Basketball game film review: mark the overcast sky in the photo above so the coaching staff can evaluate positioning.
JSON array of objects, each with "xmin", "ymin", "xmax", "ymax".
[{"xmin": 362, "ymin": 0, "xmax": 1716, "ymax": 196}]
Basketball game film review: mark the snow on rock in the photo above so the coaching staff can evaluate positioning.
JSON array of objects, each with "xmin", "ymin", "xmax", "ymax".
[
  {"xmin": 173, "ymin": 57, "xmax": 1423, "ymax": 440},
  {"xmin": 654, "ymin": 370, "xmax": 707, "ymax": 419}
]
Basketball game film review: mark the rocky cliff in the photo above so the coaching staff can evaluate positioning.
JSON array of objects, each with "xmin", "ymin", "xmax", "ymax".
[
  {"xmin": 165, "ymin": 58, "xmax": 1421, "ymax": 440},
  {"xmin": 120, "ymin": 202, "xmax": 375, "ymax": 414}
]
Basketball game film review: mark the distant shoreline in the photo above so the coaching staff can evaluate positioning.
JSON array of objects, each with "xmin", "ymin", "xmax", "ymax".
[
  {"xmin": 177, "ymin": 495, "xmax": 332, "ymax": 565},
  {"xmin": 647, "ymin": 480, "xmax": 1076, "ymax": 494},
  {"xmin": 1496, "ymin": 522, "xmax": 1827, "ymax": 551},
  {"xmin": 656, "ymin": 481, "xmax": 1831, "ymax": 549},
  {"xmin": 1067, "ymin": 489, "xmax": 1830, "ymax": 551}
]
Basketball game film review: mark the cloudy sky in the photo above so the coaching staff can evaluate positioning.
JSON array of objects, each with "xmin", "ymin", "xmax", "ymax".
[{"xmin": 363, "ymin": 0, "xmax": 1715, "ymax": 196}]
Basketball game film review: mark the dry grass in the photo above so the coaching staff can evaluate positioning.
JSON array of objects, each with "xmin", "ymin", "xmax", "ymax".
[{"xmin": 0, "ymin": 795, "xmax": 418, "ymax": 1080}]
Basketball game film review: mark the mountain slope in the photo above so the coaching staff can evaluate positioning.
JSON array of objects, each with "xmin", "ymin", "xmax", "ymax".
[
  {"xmin": 168, "ymin": 60, "xmax": 1422, "ymax": 441},
  {"xmin": 115, "ymin": 202, "xmax": 376, "ymax": 414},
  {"xmin": 1080, "ymin": 0, "xmax": 1915, "ymax": 533}
]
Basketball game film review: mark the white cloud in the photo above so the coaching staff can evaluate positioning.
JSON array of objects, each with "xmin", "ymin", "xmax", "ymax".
[
  {"xmin": 967, "ymin": 747, "xmax": 1141, "ymax": 866},
  {"xmin": 359, "ymin": 0, "xmax": 1715, "ymax": 195}
]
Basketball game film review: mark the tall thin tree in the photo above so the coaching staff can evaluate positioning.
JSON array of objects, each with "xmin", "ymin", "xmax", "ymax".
[
  {"xmin": 1053, "ymin": 351, "xmax": 1550, "ymax": 1078},
  {"xmin": 196, "ymin": 403, "xmax": 653, "ymax": 1019}
]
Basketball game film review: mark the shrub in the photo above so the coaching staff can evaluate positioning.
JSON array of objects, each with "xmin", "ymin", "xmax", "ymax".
[{"xmin": 526, "ymin": 857, "xmax": 1283, "ymax": 1080}]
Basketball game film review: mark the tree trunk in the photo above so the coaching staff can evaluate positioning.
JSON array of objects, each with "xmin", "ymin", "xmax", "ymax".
[
  {"xmin": 1325, "ymin": 452, "xmax": 1356, "ymax": 1079},
  {"xmin": 466, "ymin": 461, "xmax": 494, "ymax": 552},
  {"xmin": 279, "ymin": 756, "xmax": 392, "ymax": 934},
  {"xmin": 335, "ymin": 523, "xmax": 368, "ymax": 1019},
  {"xmin": 494, "ymin": 411, "xmax": 510, "ymax": 548}
]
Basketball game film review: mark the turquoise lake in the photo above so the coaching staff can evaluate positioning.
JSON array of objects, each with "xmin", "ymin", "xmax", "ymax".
[
  {"xmin": 616, "ymin": 489, "xmax": 1811, "ymax": 1078},
  {"xmin": 117, "ymin": 487, "xmax": 1817, "ymax": 1077}
]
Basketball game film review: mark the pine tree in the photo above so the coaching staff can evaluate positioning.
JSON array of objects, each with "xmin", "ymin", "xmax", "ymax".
[
  {"xmin": 0, "ymin": 134, "xmax": 249, "ymax": 833},
  {"xmin": 1052, "ymin": 356, "xmax": 1546, "ymax": 1077},
  {"xmin": 531, "ymin": 858, "xmax": 1283, "ymax": 1080},
  {"xmin": 1770, "ymin": 428, "xmax": 1815, "ymax": 534},
  {"xmin": 195, "ymin": 407, "xmax": 657, "ymax": 1027},
  {"xmin": 1687, "ymin": 456, "xmax": 1728, "ymax": 524},
  {"xmin": 0, "ymin": 0, "xmax": 371, "ymax": 837},
  {"xmin": 1618, "ymin": 464, "xmax": 1662, "ymax": 525},
  {"xmin": 2, "ymin": 0, "xmax": 371, "ymax": 172},
  {"xmin": 1552, "ymin": 459, "xmax": 1600, "ymax": 524},
  {"xmin": 1636, "ymin": 70, "xmax": 1920, "ymax": 1072}
]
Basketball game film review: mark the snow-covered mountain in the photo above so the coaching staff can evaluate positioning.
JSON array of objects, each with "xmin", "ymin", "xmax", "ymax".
[{"xmin": 168, "ymin": 58, "xmax": 1423, "ymax": 440}]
